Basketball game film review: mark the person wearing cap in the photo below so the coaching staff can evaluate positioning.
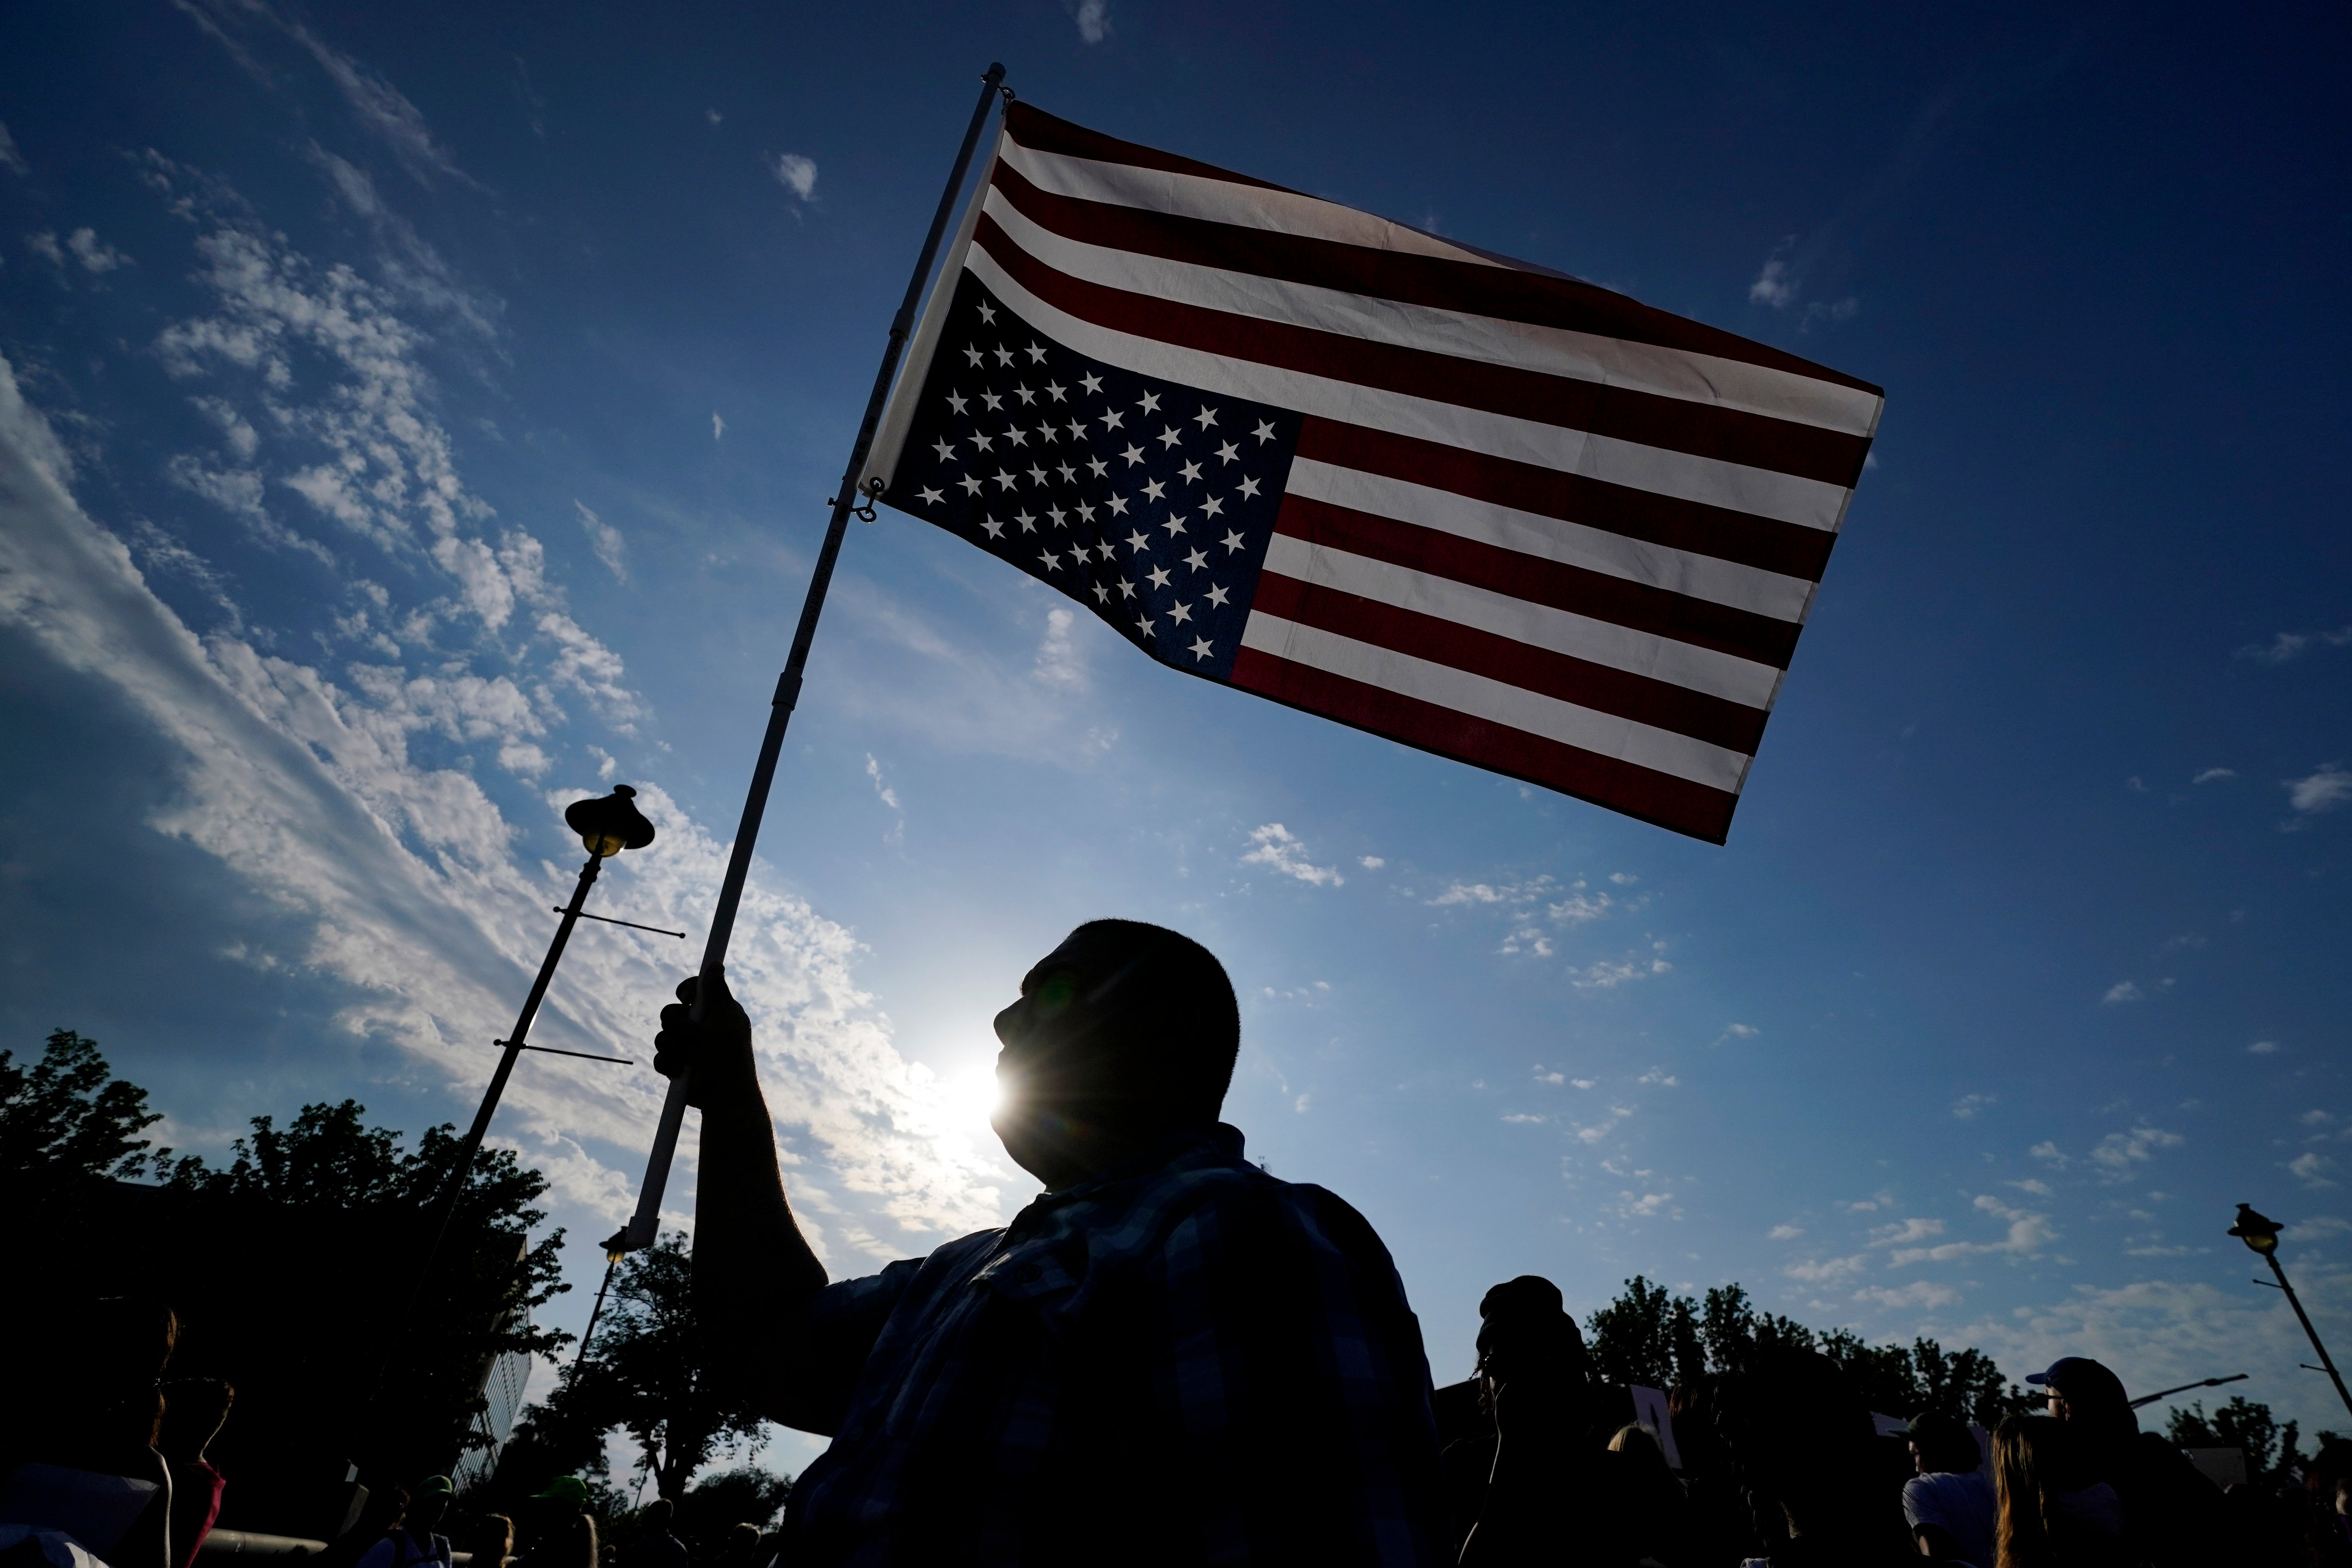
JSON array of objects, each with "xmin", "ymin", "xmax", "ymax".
[
  {"xmin": 2026, "ymin": 1356, "xmax": 2224, "ymax": 1566},
  {"xmin": 659, "ymin": 920, "xmax": 1447, "ymax": 1566},
  {"xmin": 353, "ymin": 1478, "xmax": 454, "ymax": 1568},
  {"xmin": 513, "ymin": 1479, "xmax": 595, "ymax": 1568},
  {"xmin": 616, "ymin": 1498, "xmax": 687, "ymax": 1568}
]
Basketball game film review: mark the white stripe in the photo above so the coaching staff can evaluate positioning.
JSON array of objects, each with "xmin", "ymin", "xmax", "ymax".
[
  {"xmin": 1257, "ymin": 533, "xmax": 1781, "ymax": 709},
  {"xmin": 984, "ymin": 182, "xmax": 1880, "ymax": 438},
  {"xmin": 1285, "ymin": 458, "xmax": 1815, "ymax": 624},
  {"xmin": 965, "ymin": 242, "xmax": 1852, "ymax": 531},
  {"xmin": 1239, "ymin": 612, "xmax": 1750, "ymax": 791},
  {"xmin": 1002, "ymin": 135, "xmax": 1504, "ymax": 272}
]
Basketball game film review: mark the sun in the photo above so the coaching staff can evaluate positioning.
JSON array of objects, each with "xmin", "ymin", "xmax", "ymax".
[{"xmin": 937, "ymin": 1061, "xmax": 1004, "ymax": 1130}]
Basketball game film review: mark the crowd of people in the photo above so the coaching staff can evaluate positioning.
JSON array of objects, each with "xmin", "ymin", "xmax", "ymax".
[{"xmin": 11, "ymin": 922, "xmax": 2352, "ymax": 1568}]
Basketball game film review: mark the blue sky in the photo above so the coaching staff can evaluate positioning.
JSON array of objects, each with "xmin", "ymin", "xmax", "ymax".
[{"xmin": 4, "ymin": 0, "xmax": 2350, "ymax": 1472}]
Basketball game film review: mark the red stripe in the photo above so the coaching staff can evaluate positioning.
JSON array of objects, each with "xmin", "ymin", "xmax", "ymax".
[
  {"xmin": 975, "ymin": 210, "xmax": 1866, "ymax": 489},
  {"xmin": 1001, "ymin": 107, "xmax": 1882, "ymax": 400},
  {"xmin": 1274, "ymin": 494, "xmax": 1803, "ymax": 670},
  {"xmin": 1247, "ymin": 573, "xmax": 1769, "ymax": 755},
  {"xmin": 1230, "ymin": 648, "xmax": 1738, "ymax": 843},
  {"xmin": 1294, "ymin": 418, "xmax": 1836, "ymax": 584}
]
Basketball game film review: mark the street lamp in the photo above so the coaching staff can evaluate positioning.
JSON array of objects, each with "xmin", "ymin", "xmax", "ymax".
[
  {"xmin": 2231, "ymin": 1201, "xmax": 2352, "ymax": 1419},
  {"xmin": 416, "ymin": 786, "xmax": 656, "ymax": 1266}
]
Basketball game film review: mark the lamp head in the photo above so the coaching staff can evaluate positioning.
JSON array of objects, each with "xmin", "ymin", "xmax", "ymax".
[
  {"xmin": 565, "ymin": 784, "xmax": 656, "ymax": 858},
  {"xmin": 2228, "ymin": 1202, "xmax": 2282, "ymax": 1256}
]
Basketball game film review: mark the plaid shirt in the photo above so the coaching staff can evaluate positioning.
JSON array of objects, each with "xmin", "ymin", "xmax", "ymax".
[{"xmin": 778, "ymin": 1124, "xmax": 1446, "ymax": 1567}]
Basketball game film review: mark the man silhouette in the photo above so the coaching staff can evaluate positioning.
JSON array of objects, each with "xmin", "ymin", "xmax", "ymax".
[{"xmin": 657, "ymin": 918, "xmax": 1445, "ymax": 1566}]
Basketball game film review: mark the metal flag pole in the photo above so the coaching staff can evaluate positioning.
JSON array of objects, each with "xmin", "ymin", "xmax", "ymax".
[{"xmin": 610, "ymin": 61, "xmax": 1009, "ymax": 1254}]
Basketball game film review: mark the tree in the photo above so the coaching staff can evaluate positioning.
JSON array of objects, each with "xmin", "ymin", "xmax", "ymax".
[
  {"xmin": 0, "ymin": 1028, "xmax": 166, "ymax": 1182},
  {"xmin": 2167, "ymin": 1396, "xmax": 2305, "ymax": 1483},
  {"xmin": 1583, "ymin": 1276, "xmax": 2023, "ymax": 1423},
  {"xmin": 513, "ymin": 1234, "xmax": 767, "ymax": 1502},
  {"xmin": 674, "ymin": 1467, "xmax": 794, "ymax": 1550}
]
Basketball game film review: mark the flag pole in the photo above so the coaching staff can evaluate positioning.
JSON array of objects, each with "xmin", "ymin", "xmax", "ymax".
[{"xmin": 611, "ymin": 61, "xmax": 1008, "ymax": 1254}]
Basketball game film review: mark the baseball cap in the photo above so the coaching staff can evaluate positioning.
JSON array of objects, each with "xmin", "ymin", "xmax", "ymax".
[
  {"xmin": 532, "ymin": 1477, "xmax": 590, "ymax": 1506},
  {"xmin": 413, "ymin": 1476, "xmax": 455, "ymax": 1500},
  {"xmin": 2025, "ymin": 1356, "xmax": 2129, "ymax": 1406}
]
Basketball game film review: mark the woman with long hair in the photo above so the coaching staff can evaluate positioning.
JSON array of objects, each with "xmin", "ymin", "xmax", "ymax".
[{"xmin": 1992, "ymin": 1415, "xmax": 2128, "ymax": 1568}]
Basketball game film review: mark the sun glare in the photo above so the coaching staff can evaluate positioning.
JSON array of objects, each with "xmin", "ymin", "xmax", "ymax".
[{"xmin": 940, "ymin": 1062, "xmax": 1004, "ymax": 1129}]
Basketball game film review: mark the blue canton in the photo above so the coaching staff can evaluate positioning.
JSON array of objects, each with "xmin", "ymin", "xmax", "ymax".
[
  {"xmin": 887, "ymin": 274, "xmax": 1304, "ymax": 683},
  {"xmin": 778, "ymin": 1124, "xmax": 1447, "ymax": 1567}
]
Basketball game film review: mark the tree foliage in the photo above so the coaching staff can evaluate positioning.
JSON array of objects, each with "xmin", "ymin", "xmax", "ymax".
[
  {"xmin": 675, "ymin": 1467, "xmax": 794, "ymax": 1547},
  {"xmin": 1584, "ymin": 1275, "xmax": 2023, "ymax": 1424},
  {"xmin": 0, "ymin": 1029, "xmax": 167, "ymax": 1182},
  {"xmin": 2167, "ymin": 1396, "xmax": 2305, "ymax": 1483},
  {"xmin": 505, "ymin": 1234, "xmax": 767, "ymax": 1501}
]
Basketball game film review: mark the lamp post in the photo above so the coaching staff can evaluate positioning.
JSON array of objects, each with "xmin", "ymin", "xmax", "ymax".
[
  {"xmin": 2230, "ymin": 1201, "xmax": 2352, "ymax": 1419},
  {"xmin": 415, "ymin": 785, "xmax": 656, "ymax": 1273}
]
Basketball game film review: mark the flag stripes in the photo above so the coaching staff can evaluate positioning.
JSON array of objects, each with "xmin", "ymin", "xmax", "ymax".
[{"xmin": 868, "ymin": 103, "xmax": 1882, "ymax": 842}]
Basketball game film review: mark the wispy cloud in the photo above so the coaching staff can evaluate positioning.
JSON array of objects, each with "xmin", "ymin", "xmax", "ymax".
[
  {"xmin": 1890, "ymin": 1194, "xmax": 2054, "ymax": 1263},
  {"xmin": 2236, "ymin": 626, "xmax": 2352, "ymax": 664},
  {"xmin": 2289, "ymin": 1152, "xmax": 2335, "ymax": 1189},
  {"xmin": 2191, "ymin": 768, "xmax": 2236, "ymax": 785},
  {"xmin": 1241, "ymin": 823, "xmax": 1343, "ymax": 886},
  {"xmin": 1857, "ymin": 1280, "xmax": 1959, "ymax": 1310},
  {"xmin": 1750, "ymin": 242, "xmax": 1798, "ymax": 307},
  {"xmin": 1768, "ymin": 1223, "xmax": 1805, "ymax": 1240},
  {"xmin": 575, "ymin": 501, "xmax": 627, "ymax": 583},
  {"xmin": 2088, "ymin": 1125, "xmax": 2183, "ymax": 1180},
  {"xmin": 0, "ymin": 120, "xmax": 27, "ymax": 177},
  {"xmin": 1952, "ymin": 1093, "xmax": 1997, "ymax": 1120},
  {"xmin": 1069, "ymin": 0, "xmax": 1112, "ymax": 43},
  {"xmin": 1785, "ymin": 1253, "xmax": 1868, "ymax": 1284},
  {"xmin": 66, "ymin": 228, "xmax": 132, "ymax": 273},
  {"xmin": 2101, "ymin": 981, "xmax": 2142, "ymax": 1004},
  {"xmin": 2284, "ymin": 766, "xmax": 2352, "ymax": 818}
]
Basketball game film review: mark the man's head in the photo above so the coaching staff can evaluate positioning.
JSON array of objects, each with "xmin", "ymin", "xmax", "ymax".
[
  {"xmin": 1901, "ymin": 1410, "xmax": 1982, "ymax": 1476},
  {"xmin": 991, "ymin": 920, "xmax": 1239, "ymax": 1186},
  {"xmin": 1473, "ymin": 1275, "xmax": 1592, "ymax": 1401},
  {"xmin": 2028, "ymin": 1357, "xmax": 2133, "ymax": 1435},
  {"xmin": 410, "ymin": 1476, "xmax": 454, "ymax": 1531}
]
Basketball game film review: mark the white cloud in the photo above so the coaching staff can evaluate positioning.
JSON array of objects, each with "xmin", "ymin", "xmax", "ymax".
[
  {"xmin": 0, "ymin": 120, "xmax": 27, "ymax": 176},
  {"xmin": 1717, "ymin": 1023, "xmax": 1758, "ymax": 1044},
  {"xmin": 1358, "ymin": 855, "xmax": 1385, "ymax": 870},
  {"xmin": 1749, "ymin": 248, "xmax": 1797, "ymax": 308},
  {"xmin": 575, "ymin": 500, "xmax": 627, "ymax": 583},
  {"xmin": 2289, "ymin": 1152, "xmax": 2336, "ymax": 1189},
  {"xmin": 2285, "ymin": 766, "xmax": 2352, "ymax": 816},
  {"xmin": 2248, "ymin": 1039, "xmax": 2280, "ymax": 1055},
  {"xmin": 1070, "ymin": 0, "xmax": 1111, "ymax": 43},
  {"xmin": 1619, "ymin": 1191, "xmax": 1674, "ymax": 1219},
  {"xmin": 1951, "ymin": 1093, "xmax": 1997, "ymax": 1120},
  {"xmin": 1241, "ymin": 823, "xmax": 1343, "ymax": 886},
  {"xmin": 1871, "ymin": 1217, "xmax": 1946, "ymax": 1247},
  {"xmin": 1501, "ymin": 1112, "xmax": 1549, "ymax": 1125},
  {"xmin": 1785, "ymin": 1254, "xmax": 1868, "ymax": 1284},
  {"xmin": 768, "ymin": 152, "xmax": 818, "ymax": 201},
  {"xmin": 25, "ymin": 230, "xmax": 63, "ymax": 268},
  {"xmin": 2029, "ymin": 1141, "xmax": 2068, "ymax": 1167},
  {"xmin": 1608, "ymin": 872, "xmax": 1637, "ymax": 886},
  {"xmin": 2301, "ymin": 1109, "xmax": 2335, "ymax": 1127},
  {"xmin": 1857, "ymin": 1280, "xmax": 1960, "ymax": 1310},
  {"xmin": 1572, "ymin": 1105, "xmax": 1633, "ymax": 1145},
  {"xmin": 2101, "ymin": 981, "xmax": 2142, "ymax": 1004},
  {"xmin": 1768, "ymin": 1223, "xmax": 1805, "ymax": 1241},
  {"xmin": 1031, "ymin": 606, "xmax": 1086, "ymax": 691},
  {"xmin": 66, "ymin": 227, "xmax": 132, "ymax": 273},
  {"xmin": 1430, "ymin": 880, "xmax": 1513, "ymax": 905},
  {"xmin": 2009, "ymin": 1178, "xmax": 2053, "ymax": 1195},
  {"xmin": 2087, "ymin": 1126, "xmax": 2183, "ymax": 1180},
  {"xmin": 1890, "ymin": 1195, "xmax": 2055, "ymax": 1263},
  {"xmin": 2237, "ymin": 626, "xmax": 2352, "ymax": 664},
  {"xmin": 2191, "ymin": 768, "xmax": 2236, "ymax": 785},
  {"xmin": 0, "ymin": 346, "xmax": 1011, "ymax": 1257},
  {"xmin": 1547, "ymin": 890, "xmax": 1612, "ymax": 923},
  {"xmin": 1569, "ymin": 942, "xmax": 1671, "ymax": 991}
]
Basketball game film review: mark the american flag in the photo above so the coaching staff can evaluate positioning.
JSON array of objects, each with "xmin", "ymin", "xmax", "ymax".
[{"xmin": 863, "ymin": 103, "xmax": 1883, "ymax": 843}]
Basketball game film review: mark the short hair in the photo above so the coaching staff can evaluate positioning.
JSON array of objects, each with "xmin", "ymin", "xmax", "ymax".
[
  {"xmin": 1066, "ymin": 919, "xmax": 1241, "ymax": 1118},
  {"xmin": 1905, "ymin": 1410, "xmax": 1982, "ymax": 1473}
]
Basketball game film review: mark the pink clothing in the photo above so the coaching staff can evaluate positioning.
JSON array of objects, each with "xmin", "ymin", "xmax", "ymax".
[{"xmin": 167, "ymin": 1460, "xmax": 224, "ymax": 1568}]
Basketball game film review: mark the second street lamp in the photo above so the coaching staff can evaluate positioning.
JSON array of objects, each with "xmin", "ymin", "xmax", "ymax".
[
  {"xmin": 2230, "ymin": 1201, "xmax": 2352, "ymax": 1420},
  {"xmin": 415, "ymin": 785, "xmax": 656, "ymax": 1270}
]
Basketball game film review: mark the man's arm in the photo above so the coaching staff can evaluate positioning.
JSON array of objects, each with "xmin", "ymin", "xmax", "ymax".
[{"xmin": 654, "ymin": 971, "xmax": 830, "ymax": 1419}]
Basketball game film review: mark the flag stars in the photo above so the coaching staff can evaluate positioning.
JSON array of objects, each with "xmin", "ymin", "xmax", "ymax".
[
  {"xmin": 993, "ymin": 344, "xmax": 1014, "ymax": 367},
  {"xmin": 1039, "ymin": 549, "xmax": 1061, "ymax": 570},
  {"xmin": 1047, "ymin": 504, "xmax": 1068, "ymax": 527},
  {"xmin": 1156, "ymin": 425, "xmax": 1183, "ymax": 449},
  {"xmin": 1080, "ymin": 373, "xmax": 1104, "ymax": 395},
  {"xmin": 1065, "ymin": 418, "xmax": 1088, "ymax": 441},
  {"xmin": 1118, "ymin": 579, "xmax": 1137, "ymax": 599},
  {"xmin": 1004, "ymin": 426, "xmax": 1028, "ymax": 447},
  {"xmin": 980, "ymin": 515, "xmax": 1005, "ymax": 538},
  {"xmin": 1076, "ymin": 501, "xmax": 1097, "ymax": 523},
  {"xmin": 918, "ymin": 485, "xmax": 945, "ymax": 506},
  {"xmin": 1015, "ymin": 510, "xmax": 1037, "ymax": 533},
  {"xmin": 1027, "ymin": 464, "xmax": 1047, "ymax": 485},
  {"xmin": 1013, "ymin": 384, "xmax": 1036, "ymax": 405},
  {"xmin": 959, "ymin": 475, "xmax": 984, "ymax": 496},
  {"xmin": 1121, "ymin": 444, "xmax": 1147, "ymax": 468},
  {"xmin": 1147, "ymin": 564, "xmax": 1173, "ymax": 589},
  {"xmin": 931, "ymin": 437, "xmax": 957, "ymax": 462},
  {"xmin": 1238, "ymin": 477, "xmax": 1262, "ymax": 499},
  {"xmin": 1193, "ymin": 406, "xmax": 1219, "ymax": 429},
  {"xmin": 1199, "ymin": 495, "xmax": 1225, "ymax": 517},
  {"xmin": 1107, "ymin": 494, "xmax": 1129, "ymax": 515},
  {"xmin": 1167, "ymin": 600, "xmax": 1193, "ymax": 624},
  {"xmin": 1086, "ymin": 456, "xmax": 1110, "ymax": 479},
  {"xmin": 1134, "ymin": 615, "xmax": 1155, "ymax": 637},
  {"xmin": 1252, "ymin": 420, "xmax": 1276, "ymax": 444},
  {"xmin": 1143, "ymin": 478, "xmax": 1167, "ymax": 502},
  {"xmin": 970, "ymin": 432, "xmax": 995, "ymax": 453},
  {"xmin": 1214, "ymin": 441, "xmax": 1238, "ymax": 464},
  {"xmin": 1045, "ymin": 380, "xmax": 1067, "ymax": 402},
  {"xmin": 994, "ymin": 469, "xmax": 1018, "ymax": 491},
  {"xmin": 963, "ymin": 344, "xmax": 983, "ymax": 367},
  {"xmin": 1126, "ymin": 530, "xmax": 1151, "ymax": 554},
  {"xmin": 1101, "ymin": 409, "xmax": 1126, "ymax": 430},
  {"xmin": 1178, "ymin": 460, "xmax": 1202, "ymax": 484},
  {"xmin": 977, "ymin": 302, "xmax": 997, "ymax": 324},
  {"xmin": 1183, "ymin": 548, "xmax": 1208, "ymax": 571},
  {"xmin": 1161, "ymin": 515, "xmax": 1187, "ymax": 537},
  {"xmin": 1026, "ymin": 342, "xmax": 1047, "ymax": 364},
  {"xmin": 1092, "ymin": 583, "xmax": 1111, "ymax": 604},
  {"xmin": 1056, "ymin": 463, "xmax": 1076, "ymax": 483},
  {"xmin": 1138, "ymin": 391, "xmax": 1161, "ymax": 413},
  {"xmin": 1206, "ymin": 583, "xmax": 1230, "ymax": 608},
  {"xmin": 981, "ymin": 390, "xmax": 1004, "ymax": 411},
  {"xmin": 1188, "ymin": 636, "xmax": 1215, "ymax": 662},
  {"xmin": 945, "ymin": 391, "xmax": 969, "ymax": 414},
  {"xmin": 1220, "ymin": 530, "xmax": 1246, "ymax": 553}
]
